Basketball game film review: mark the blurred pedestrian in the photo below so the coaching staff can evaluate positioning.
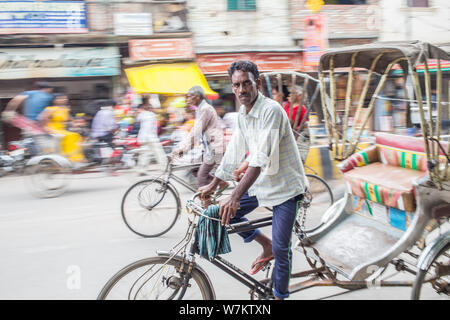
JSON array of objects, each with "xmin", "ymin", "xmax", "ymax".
[
  {"xmin": 171, "ymin": 86, "xmax": 225, "ymax": 187},
  {"xmin": 271, "ymin": 85, "xmax": 289, "ymax": 107},
  {"xmin": 3, "ymin": 81, "xmax": 54, "ymax": 123},
  {"xmin": 212, "ymin": 98, "xmax": 227, "ymax": 130},
  {"xmin": 284, "ymin": 86, "xmax": 308, "ymax": 131},
  {"xmin": 184, "ymin": 108, "xmax": 196, "ymax": 131},
  {"xmin": 285, "ymin": 86, "xmax": 310, "ymax": 162},
  {"xmin": 90, "ymin": 100, "xmax": 118, "ymax": 145},
  {"xmin": 136, "ymin": 97, "xmax": 167, "ymax": 174},
  {"xmin": 38, "ymin": 94, "xmax": 85, "ymax": 162},
  {"xmin": 71, "ymin": 113, "xmax": 90, "ymax": 141}
]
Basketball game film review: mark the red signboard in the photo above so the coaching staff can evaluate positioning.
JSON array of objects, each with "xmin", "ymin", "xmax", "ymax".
[
  {"xmin": 129, "ymin": 38, "xmax": 195, "ymax": 61},
  {"xmin": 196, "ymin": 53, "xmax": 251, "ymax": 74},
  {"xmin": 197, "ymin": 52, "xmax": 303, "ymax": 74},
  {"xmin": 253, "ymin": 52, "xmax": 303, "ymax": 72}
]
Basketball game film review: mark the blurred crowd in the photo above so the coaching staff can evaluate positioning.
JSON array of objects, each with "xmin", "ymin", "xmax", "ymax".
[{"xmin": 0, "ymin": 82, "xmax": 237, "ymax": 172}]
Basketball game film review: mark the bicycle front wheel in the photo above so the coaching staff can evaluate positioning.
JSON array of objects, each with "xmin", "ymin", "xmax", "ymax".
[
  {"xmin": 97, "ymin": 257, "xmax": 215, "ymax": 300},
  {"xmin": 121, "ymin": 179, "xmax": 180, "ymax": 237},
  {"xmin": 300, "ymin": 174, "xmax": 334, "ymax": 233}
]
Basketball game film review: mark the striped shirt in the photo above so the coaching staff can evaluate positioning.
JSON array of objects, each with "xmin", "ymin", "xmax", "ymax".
[{"xmin": 215, "ymin": 92, "xmax": 309, "ymax": 207}]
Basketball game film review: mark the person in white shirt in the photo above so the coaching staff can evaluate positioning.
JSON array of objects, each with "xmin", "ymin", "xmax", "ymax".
[
  {"xmin": 199, "ymin": 60, "xmax": 309, "ymax": 300},
  {"xmin": 136, "ymin": 98, "xmax": 167, "ymax": 174},
  {"xmin": 90, "ymin": 102, "xmax": 117, "ymax": 145}
]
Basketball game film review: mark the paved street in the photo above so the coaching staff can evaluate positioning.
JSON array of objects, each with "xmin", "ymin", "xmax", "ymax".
[{"xmin": 0, "ymin": 169, "xmax": 445, "ymax": 300}]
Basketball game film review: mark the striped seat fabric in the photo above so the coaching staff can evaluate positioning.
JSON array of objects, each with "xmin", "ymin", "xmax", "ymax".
[
  {"xmin": 338, "ymin": 133, "xmax": 434, "ymax": 213},
  {"xmin": 344, "ymin": 162, "xmax": 425, "ymax": 212}
]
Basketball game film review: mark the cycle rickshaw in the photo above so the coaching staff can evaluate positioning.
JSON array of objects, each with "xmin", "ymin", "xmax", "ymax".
[{"xmin": 98, "ymin": 41, "xmax": 449, "ymax": 300}]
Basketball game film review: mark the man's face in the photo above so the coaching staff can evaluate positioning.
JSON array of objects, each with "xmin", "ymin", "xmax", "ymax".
[
  {"xmin": 186, "ymin": 93, "xmax": 201, "ymax": 107},
  {"xmin": 231, "ymin": 70, "xmax": 259, "ymax": 106}
]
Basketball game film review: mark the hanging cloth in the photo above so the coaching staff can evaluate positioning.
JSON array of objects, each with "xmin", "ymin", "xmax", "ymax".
[{"xmin": 197, "ymin": 205, "xmax": 232, "ymax": 259}]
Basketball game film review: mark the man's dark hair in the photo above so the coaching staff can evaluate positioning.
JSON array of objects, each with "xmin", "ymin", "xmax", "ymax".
[{"xmin": 227, "ymin": 60, "xmax": 259, "ymax": 80}]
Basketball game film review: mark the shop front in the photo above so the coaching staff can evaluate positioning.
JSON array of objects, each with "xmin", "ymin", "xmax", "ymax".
[
  {"xmin": 121, "ymin": 38, "xmax": 216, "ymax": 120},
  {"xmin": 0, "ymin": 46, "xmax": 121, "ymax": 145}
]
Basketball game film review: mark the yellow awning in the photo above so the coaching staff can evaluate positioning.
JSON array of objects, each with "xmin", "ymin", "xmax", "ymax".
[{"xmin": 125, "ymin": 62, "xmax": 218, "ymax": 98}]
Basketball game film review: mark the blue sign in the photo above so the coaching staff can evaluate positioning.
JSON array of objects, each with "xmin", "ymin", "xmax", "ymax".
[
  {"xmin": 0, "ymin": 47, "xmax": 121, "ymax": 79},
  {"xmin": 0, "ymin": 1, "xmax": 88, "ymax": 34}
]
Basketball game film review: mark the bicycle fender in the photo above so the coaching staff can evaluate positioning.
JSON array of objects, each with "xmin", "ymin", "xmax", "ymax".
[
  {"xmin": 152, "ymin": 178, "xmax": 182, "ymax": 208},
  {"xmin": 156, "ymin": 250, "xmax": 216, "ymax": 300},
  {"xmin": 26, "ymin": 154, "xmax": 72, "ymax": 169},
  {"xmin": 416, "ymin": 230, "xmax": 450, "ymax": 271}
]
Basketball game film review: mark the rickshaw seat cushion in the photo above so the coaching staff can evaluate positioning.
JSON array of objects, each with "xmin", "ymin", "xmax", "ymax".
[
  {"xmin": 340, "ymin": 133, "xmax": 437, "ymax": 212},
  {"xmin": 337, "ymin": 145, "xmax": 379, "ymax": 173},
  {"xmin": 343, "ymin": 162, "xmax": 425, "ymax": 212}
]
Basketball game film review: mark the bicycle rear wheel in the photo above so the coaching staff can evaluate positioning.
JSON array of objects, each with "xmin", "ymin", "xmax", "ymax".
[
  {"xmin": 97, "ymin": 256, "xmax": 215, "ymax": 300},
  {"xmin": 26, "ymin": 159, "xmax": 70, "ymax": 198},
  {"xmin": 297, "ymin": 174, "xmax": 334, "ymax": 233},
  {"xmin": 121, "ymin": 179, "xmax": 180, "ymax": 237}
]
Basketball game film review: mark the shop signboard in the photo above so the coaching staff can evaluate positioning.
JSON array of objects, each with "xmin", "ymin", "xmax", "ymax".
[
  {"xmin": 303, "ymin": 13, "xmax": 328, "ymax": 69},
  {"xmin": 197, "ymin": 52, "xmax": 303, "ymax": 74},
  {"xmin": 0, "ymin": 47, "xmax": 120, "ymax": 79},
  {"xmin": 113, "ymin": 13, "xmax": 153, "ymax": 36},
  {"xmin": 253, "ymin": 52, "xmax": 303, "ymax": 72},
  {"xmin": 129, "ymin": 38, "xmax": 194, "ymax": 61},
  {"xmin": 197, "ymin": 53, "xmax": 252, "ymax": 75},
  {"xmin": 0, "ymin": 1, "xmax": 88, "ymax": 34}
]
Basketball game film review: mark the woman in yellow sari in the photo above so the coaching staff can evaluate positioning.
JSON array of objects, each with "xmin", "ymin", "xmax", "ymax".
[{"xmin": 38, "ymin": 94, "xmax": 85, "ymax": 162}]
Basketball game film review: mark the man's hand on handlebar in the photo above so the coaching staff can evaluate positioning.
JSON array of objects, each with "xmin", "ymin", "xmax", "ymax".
[
  {"xmin": 198, "ymin": 181, "xmax": 218, "ymax": 201},
  {"xmin": 218, "ymin": 196, "xmax": 240, "ymax": 226}
]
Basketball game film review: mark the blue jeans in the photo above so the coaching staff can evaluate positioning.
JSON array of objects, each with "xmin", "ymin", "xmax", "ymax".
[{"xmin": 230, "ymin": 192, "xmax": 303, "ymax": 299}]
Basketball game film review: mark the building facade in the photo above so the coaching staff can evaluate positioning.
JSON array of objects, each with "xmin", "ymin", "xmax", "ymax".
[
  {"xmin": 0, "ymin": 0, "xmax": 191, "ymax": 112},
  {"xmin": 378, "ymin": 0, "xmax": 450, "ymax": 46},
  {"xmin": 0, "ymin": 0, "xmax": 192, "ymax": 145}
]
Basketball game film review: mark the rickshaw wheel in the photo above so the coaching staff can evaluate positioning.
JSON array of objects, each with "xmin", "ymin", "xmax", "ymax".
[
  {"xmin": 26, "ymin": 159, "xmax": 70, "ymax": 198},
  {"xmin": 411, "ymin": 243, "xmax": 450, "ymax": 300}
]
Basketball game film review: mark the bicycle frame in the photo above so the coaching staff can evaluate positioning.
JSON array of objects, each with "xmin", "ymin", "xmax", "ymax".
[
  {"xmin": 160, "ymin": 199, "xmax": 276, "ymax": 299},
  {"xmin": 167, "ymin": 163, "xmax": 201, "ymax": 193},
  {"xmin": 156, "ymin": 160, "xmax": 202, "ymax": 193}
]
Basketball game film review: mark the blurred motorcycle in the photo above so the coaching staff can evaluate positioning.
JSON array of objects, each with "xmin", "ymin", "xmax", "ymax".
[{"xmin": 0, "ymin": 137, "xmax": 40, "ymax": 176}]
